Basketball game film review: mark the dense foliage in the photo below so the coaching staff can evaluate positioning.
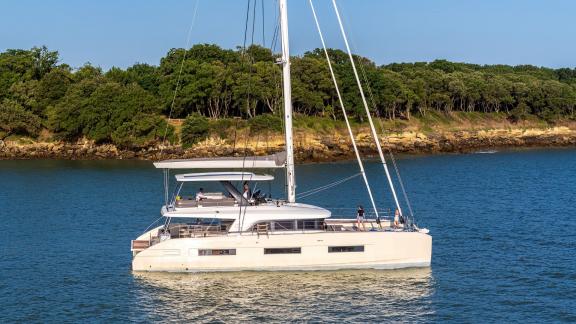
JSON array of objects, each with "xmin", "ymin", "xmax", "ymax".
[
  {"xmin": 181, "ymin": 113, "xmax": 210, "ymax": 148},
  {"xmin": 1, "ymin": 45, "xmax": 575, "ymax": 147}
]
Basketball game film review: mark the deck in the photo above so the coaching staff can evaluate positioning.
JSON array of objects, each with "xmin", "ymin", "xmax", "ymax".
[{"xmin": 131, "ymin": 218, "xmax": 401, "ymax": 253}]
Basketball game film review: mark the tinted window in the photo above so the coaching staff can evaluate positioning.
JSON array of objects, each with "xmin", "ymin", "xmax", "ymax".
[
  {"xmin": 328, "ymin": 246, "xmax": 364, "ymax": 253},
  {"xmin": 264, "ymin": 248, "xmax": 301, "ymax": 254},
  {"xmin": 273, "ymin": 221, "xmax": 295, "ymax": 231},
  {"xmin": 297, "ymin": 219, "xmax": 322, "ymax": 230},
  {"xmin": 198, "ymin": 249, "xmax": 236, "ymax": 256}
]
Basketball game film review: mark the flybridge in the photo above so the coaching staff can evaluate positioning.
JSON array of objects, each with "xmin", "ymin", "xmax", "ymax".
[
  {"xmin": 153, "ymin": 152, "xmax": 286, "ymax": 169},
  {"xmin": 175, "ymin": 172, "xmax": 274, "ymax": 182}
]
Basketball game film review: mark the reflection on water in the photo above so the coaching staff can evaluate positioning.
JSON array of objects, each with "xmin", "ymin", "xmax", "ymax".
[{"xmin": 131, "ymin": 269, "xmax": 434, "ymax": 322}]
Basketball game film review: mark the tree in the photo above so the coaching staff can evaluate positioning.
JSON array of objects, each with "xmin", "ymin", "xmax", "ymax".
[
  {"xmin": 31, "ymin": 46, "xmax": 59, "ymax": 80},
  {"xmin": 49, "ymin": 80, "xmax": 160, "ymax": 143},
  {"xmin": 181, "ymin": 113, "xmax": 210, "ymax": 148},
  {"xmin": 0, "ymin": 49, "xmax": 35, "ymax": 99},
  {"xmin": 0, "ymin": 99, "xmax": 42, "ymax": 139},
  {"xmin": 111, "ymin": 113, "xmax": 174, "ymax": 148}
]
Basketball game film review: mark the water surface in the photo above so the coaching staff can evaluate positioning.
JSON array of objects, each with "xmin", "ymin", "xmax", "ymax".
[{"xmin": 1, "ymin": 148, "xmax": 575, "ymax": 322}]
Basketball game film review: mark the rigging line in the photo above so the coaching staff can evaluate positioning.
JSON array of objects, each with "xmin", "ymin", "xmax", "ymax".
[
  {"xmin": 350, "ymin": 34, "xmax": 419, "ymax": 229},
  {"xmin": 352, "ymin": 41, "xmax": 417, "ymax": 223},
  {"xmin": 251, "ymin": 0, "xmax": 257, "ymax": 46},
  {"xmin": 309, "ymin": 0, "xmax": 379, "ymax": 219},
  {"xmin": 296, "ymin": 173, "xmax": 361, "ymax": 199},
  {"xmin": 242, "ymin": 0, "xmax": 252, "ymax": 54},
  {"xmin": 331, "ymin": 0, "xmax": 403, "ymax": 217},
  {"xmin": 270, "ymin": 5, "xmax": 280, "ymax": 53},
  {"xmin": 238, "ymin": 0, "xmax": 252, "ymax": 231},
  {"xmin": 238, "ymin": 2, "xmax": 259, "ymax": 233},
  {"xmin": 296, "ymin": 173, "xmax": 360, "ymax": 197},
  {"xmin": 274, "ymin": 1, "xmax": 287, "ymax": 200},
  {"xmin": 238, "ymin": 108, "xmax": 252, "ymax": 230},
  {"xmin": 163, "ymin": 169, "xmax": 169, "ymax": 207},
  {"xmin": 142, "ymin": 216, "xmax": 165, "ymax": 235},
  {"xmin": 261, "ymin": 0, "xmax": 266, "ymax": 46},
  {"xmin": 232, "ymin": 118, "xmax": 239, "ymax": 154},
  {"xmin": 240, "ymin": 133, "xmax": 261, "ymax": 232},
  {"xmin": 271, "ymin": 0, "xmax": 280, "ymax": 51},
  {"xmin": 389, "ymin": 152, "xmax": 415, "ymax": 223},
  {"xmin": 160, "ymin": 0, "xmax": 200, "ymax": 155},
  {"xmin": 351, "ymin": 35, "xmax": 417, "ymax": 223},
  {"xmin": 372, "ymin": 105, "xmax": 417, "ymax": 223}
]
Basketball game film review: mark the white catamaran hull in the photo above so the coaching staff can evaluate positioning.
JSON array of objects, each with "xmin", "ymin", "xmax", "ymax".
[{"xmin": 132, "ymin": 231, "xmax": 432, "ymax": 272}]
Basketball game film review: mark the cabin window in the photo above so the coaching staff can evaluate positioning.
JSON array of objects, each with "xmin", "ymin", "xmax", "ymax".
[
  {"xmin": 264, "ymin": 248, "xmax": 301, "ymax": 254},
  {"xmin": 328, "ymin": 246, "xmax": 364, "ymax": 253},
  {"xmin": 198, "ymin": 249, "xmax": 237, "ymax": 256},
  {"xmin": 297, "ymin": 219, "xmax": 323, "ymax": 230},
  {"xmin": 273, "ymin": 221, "xmax": 295, "ymax": 231}
]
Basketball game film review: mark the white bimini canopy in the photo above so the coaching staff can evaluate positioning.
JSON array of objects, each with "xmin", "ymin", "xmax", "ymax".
[
  {"xmin": 154, "ymin": 152, "xmax": 286, "ymax": 169},
  {"xmin": 175, "ymin": 172, "xmax": 274, "ymax": 182}
]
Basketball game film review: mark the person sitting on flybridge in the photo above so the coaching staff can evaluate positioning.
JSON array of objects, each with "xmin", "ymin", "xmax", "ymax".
[
  {"xmin": 242, "ymin": 181, "xmax": 251, "ymax": 200},
  {"xmin": 196, "ymin": 188, "xmax": 208, "ymax": 201}
]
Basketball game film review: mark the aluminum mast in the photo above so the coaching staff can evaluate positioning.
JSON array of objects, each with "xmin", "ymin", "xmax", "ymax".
[{"xmin": 279, "ymin": 0, "xmax": 296, "ymax": 203}]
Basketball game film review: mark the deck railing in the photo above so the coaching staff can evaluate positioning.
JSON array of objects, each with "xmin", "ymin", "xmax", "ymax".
[
  {"xmin": 134, "ymin": 211, "xmax": 400, "ymax": 252},
  {"xmin": 167, "ymin": 224, "xmax": 229, "ymax": 239},
  {"xmin": 327, "ymin": 208, "xmax": 393, "ymax": 219}
]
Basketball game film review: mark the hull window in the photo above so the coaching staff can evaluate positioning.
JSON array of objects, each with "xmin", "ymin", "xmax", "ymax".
[
  {"xmin": 198, "ymin": 249, "xmax": 237, "ymax": 256},
  {"xmin": 328, "ymin": 246, "xmax": 365, "ymax": 253},
  {"xmin": 264, "ymin": 248, "xmax": 301, "ymax": 254}
]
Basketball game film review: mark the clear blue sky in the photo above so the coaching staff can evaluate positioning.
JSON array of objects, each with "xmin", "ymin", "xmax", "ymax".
[{"xmin": 1, "ymin": 0, "xmax": 574, "ymax": 70}]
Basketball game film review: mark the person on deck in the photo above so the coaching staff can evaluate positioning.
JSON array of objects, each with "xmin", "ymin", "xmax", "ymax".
[
  {"xmin": 242, "ymin": 181, "xmax": 251, "ymax": 200},
  {"xmin": 376, "ymin": 215, "xmax": 382, "ymax": 230},
  {"xmin": 196, "ymin": 188, "xmax": 208, "ymax": 201},
  {"xmin": 394, "ymin": 209, "xmax": 401, "ymax": 228},
  {"xmin": 356, "ymin": 205, "xmax": 366, "ymax": 231}
]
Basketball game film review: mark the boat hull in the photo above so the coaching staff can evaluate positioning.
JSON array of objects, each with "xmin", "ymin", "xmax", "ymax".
[{"xmin": 132, "ymin": 231, "xmax": 432, "ymax": 272}]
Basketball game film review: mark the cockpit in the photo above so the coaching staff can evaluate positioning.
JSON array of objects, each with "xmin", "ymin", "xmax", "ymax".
[{"xmin": 170, "ymin": 172, "xmax": 274, "ymax": 208}]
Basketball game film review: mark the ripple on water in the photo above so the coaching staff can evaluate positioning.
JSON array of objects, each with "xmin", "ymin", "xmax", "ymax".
[
  {"xmin": 129, "ymin": 269, "xmax": 435, "ymax": 323},
  {"xmin": 1, "ymin": 151, "xmax": 576, "ymax": 322}
]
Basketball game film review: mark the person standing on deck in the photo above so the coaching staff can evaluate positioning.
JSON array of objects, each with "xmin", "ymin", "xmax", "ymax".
[
  {"xmin": 356, "ymin": 205, "xmax": 366, "ymax": 231},
  {"xmin": 394, "ymin": 209, "xmax": 400, "ymax": 228}
]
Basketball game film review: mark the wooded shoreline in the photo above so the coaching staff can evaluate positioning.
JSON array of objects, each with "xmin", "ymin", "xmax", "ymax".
[
  {"xmin": 3, "ymin": 126, "xmax": 575, "ymax": 162},
  {"xmin": 3, "ymin": 45, "xmax": 576, "ymax": 153},
  {"xmin": 3, "ymin": 45, "xmax": 576, "ymax": 161}
]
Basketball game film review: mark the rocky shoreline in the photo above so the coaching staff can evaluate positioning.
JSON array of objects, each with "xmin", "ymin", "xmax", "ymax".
[{"xmin": 1, "ymin": 126, "xmax": 575, "ymax": 162}]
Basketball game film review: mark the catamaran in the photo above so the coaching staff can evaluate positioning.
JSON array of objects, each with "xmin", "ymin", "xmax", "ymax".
[{"xmin": 131, "ymin": 0, "xmax": 432, "ymax": 272}]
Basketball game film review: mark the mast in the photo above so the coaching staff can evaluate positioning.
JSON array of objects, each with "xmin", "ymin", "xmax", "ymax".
[{"xmin": 279, "ymin": 0, "xmax": 296, "ymax": 203}]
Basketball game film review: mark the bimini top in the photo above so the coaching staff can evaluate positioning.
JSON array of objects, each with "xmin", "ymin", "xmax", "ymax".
[
  {"xmin": 154, "ymin": 152, "xmax": 286, "ymax": 169},
  {"xmin": 175, "ymin": 172, "xmax": 274, "ymax": 182}
]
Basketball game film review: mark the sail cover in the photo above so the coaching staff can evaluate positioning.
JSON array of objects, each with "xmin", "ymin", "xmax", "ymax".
[{"xmin": 153, "ymin": 152, "xmax": 286, "ymax": 169}]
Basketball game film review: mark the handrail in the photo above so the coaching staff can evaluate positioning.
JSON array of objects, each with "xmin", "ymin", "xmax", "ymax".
[
  {"xmin": 166, "ymin": 223, "xmax": 229, "ymax": 239},
  {"xmin": 328, "ymin": 208, "xmax": 392, "ymax": 219}
]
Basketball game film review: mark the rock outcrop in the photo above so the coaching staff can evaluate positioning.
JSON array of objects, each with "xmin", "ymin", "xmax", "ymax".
[{"xmin": 1, "ymin": 127, "xmax": 575, "ymax": 162}]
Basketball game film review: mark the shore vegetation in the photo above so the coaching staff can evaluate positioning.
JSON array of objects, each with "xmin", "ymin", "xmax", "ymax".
[{"xmin": 1, "ymin": 45, "xmax": 576, "ymax": 148}]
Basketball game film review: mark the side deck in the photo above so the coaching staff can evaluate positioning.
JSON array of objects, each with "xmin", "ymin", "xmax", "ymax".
[{"xmin": 131, "ymin": 218, "xmax": 401, "ymax": 254}]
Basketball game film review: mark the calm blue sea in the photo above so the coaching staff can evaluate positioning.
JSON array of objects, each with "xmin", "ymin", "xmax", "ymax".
[{"xmin": 1, "ymin": 148, "xmax": 575, "ymax": 323}]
